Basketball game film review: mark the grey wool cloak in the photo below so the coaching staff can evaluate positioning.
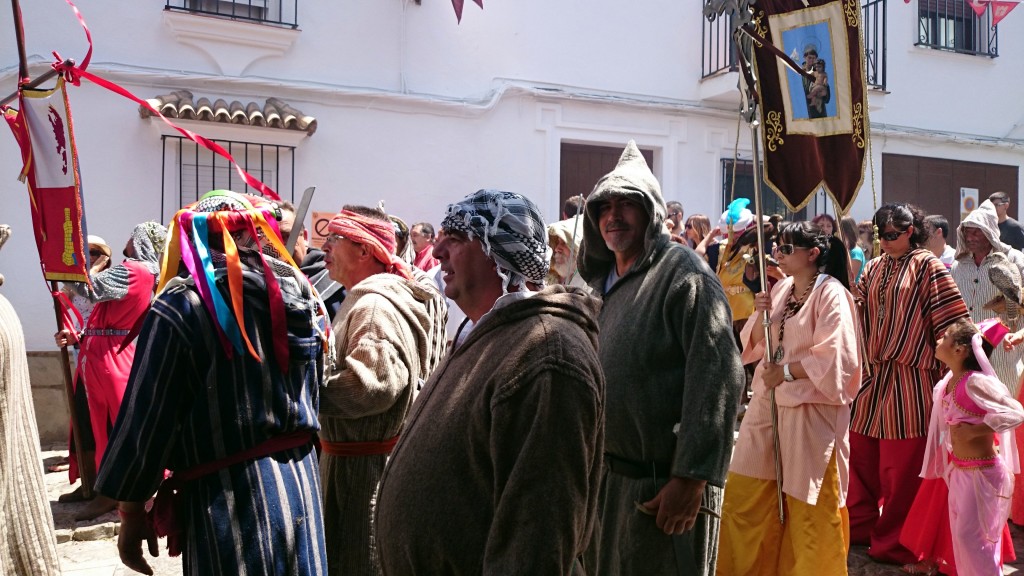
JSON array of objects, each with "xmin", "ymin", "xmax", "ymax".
[
  {"xmin": 578, "ymin": 141, "xmax": 744, "ymax": 576},
  {"xmin": 375, "ymin": 285, "xmax": 605, "ymax": 575}
]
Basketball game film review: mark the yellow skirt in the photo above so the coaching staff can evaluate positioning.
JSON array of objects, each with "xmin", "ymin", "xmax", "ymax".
[{"xmin": 717, "ymin": 453, "xmax": 849, "ymax": 576}]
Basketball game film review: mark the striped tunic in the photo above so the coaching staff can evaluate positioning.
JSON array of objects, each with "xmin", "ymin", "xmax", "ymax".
[
  {"xmin": 96, "ymin": 283, "xmax": 327, "ymax": 576},
  {"xmin": 0, "ymin": 295, "xmax": 61, "ymax": 575},
  {"xmin": 950, "ymin": 252, "xmax": 1024, "ymax": 396},
  {"xmin": 319, "ymin": 272, "xmax": 446, "ymax": 576},
  {"xmin": 851, "ymin": 249, "xmax": 968, "ymax": 439}
]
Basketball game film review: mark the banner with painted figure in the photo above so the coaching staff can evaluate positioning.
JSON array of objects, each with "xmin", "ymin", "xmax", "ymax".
[
  {"xmin": 750, "ymin": 0, "xmax": 868, "ymax": 213},
  {"xmin": 3, "ymin": 78, "xmax": 90, "ymax": 282}
]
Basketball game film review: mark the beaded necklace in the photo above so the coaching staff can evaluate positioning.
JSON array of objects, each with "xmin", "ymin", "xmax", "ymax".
[
  {"xmin": 876, "ymin": 250, "xmax": 914, "ymax": 324},
  {"xmin": 773, "ymin": 273, "xmax": 819, "ymax": 363}
]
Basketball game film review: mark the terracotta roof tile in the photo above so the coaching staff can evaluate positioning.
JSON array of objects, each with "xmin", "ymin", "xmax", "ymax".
[{"xmin": 140, "ymin": 90, "xmax": 317, "ymax": 135}]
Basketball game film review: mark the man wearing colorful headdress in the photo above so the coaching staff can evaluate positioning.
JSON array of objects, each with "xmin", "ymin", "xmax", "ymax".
[
  {"xmin": 94, "ymin": 191, "xmax": 331, "ymax": 575},
  {"xmin": 55, "ymin": 220, "xmax": 167, "ymax": 520},
  {"xmin": 375, "ymin": 189, "xmax": 604, "ymax": 574},
  {"xmin": 578, "ymin": 141, "xmax": 744, "ymax": 576},
  {"xmin": 318, "ymin": 205, "xmax": 447, "ymax": 576}
]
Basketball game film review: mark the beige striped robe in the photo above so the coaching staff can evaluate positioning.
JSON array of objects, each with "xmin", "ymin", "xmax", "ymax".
[{"xmin": 0, "ymin": 294, "xmax": 61, "ymax": 575}]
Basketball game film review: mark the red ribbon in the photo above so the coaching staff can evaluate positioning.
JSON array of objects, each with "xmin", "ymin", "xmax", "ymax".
[
  {"xmin": 49, "ymin": 0, "xmax": 279, "ymax": 201},
  {"xmin": 51, "ymin": 289, "xmax": 84, "ymax": 336}
]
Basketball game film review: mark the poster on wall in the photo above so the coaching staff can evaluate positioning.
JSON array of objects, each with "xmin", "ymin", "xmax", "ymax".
[
  {"xmin": 961, "ymin": 187, "xmax": 979, "ymax": 221},
  {"xmin": 310, "ymin": 210, "xmax": 334, "ymax": 249}
]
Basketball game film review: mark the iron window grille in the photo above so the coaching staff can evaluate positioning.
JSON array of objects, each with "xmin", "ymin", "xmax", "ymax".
[
  {"xmin": 917, "ymin": 0, "xmax": 997, "ymax": 56},
  {"xmin": 160, "ymin": 136, "xmax": 296, "ymax": 221},
  {"xmin": 721, "ymin": 159, "xmax": 810, "ymax": 221},
  {"xmin": 702, "ymin": 12, "xmax": 738, "ymax": 78},
  {"xmin": 862, "ymin": 0, "xmax": 887, "ymax": 89},
  {"xmin": 165, "ymin": 0, "xmax": 298, "ymax": 29}
]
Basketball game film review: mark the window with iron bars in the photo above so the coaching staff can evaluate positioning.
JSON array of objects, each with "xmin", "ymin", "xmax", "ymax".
[
  {"xmin": 701, "ymin": 0, "xmax": 888, "ymax": 90},
  {"xmin": 721, "ymin": 159, "xmax": 811, "ymax": 221},
  {"xmin": 165, "ymin": 0, "xmax": 298, "ymax": 29},
  {"xmin": 917, "ymin": 0, "xmax": 997, "ymax": 56},
  {"xmin": 160, "ymin": 136, "xmax": 296, "ymax": 221}
]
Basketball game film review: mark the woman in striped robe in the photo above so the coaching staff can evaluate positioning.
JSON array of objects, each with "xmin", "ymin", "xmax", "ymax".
[{"xmin": 846, "ymin": 203, "xmax": 969, "ymax": 565}]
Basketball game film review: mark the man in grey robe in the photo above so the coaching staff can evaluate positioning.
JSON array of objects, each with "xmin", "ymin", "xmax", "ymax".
[{"xmin": 579, "ymin": 141, "xmax": 744, "ymax": 576}]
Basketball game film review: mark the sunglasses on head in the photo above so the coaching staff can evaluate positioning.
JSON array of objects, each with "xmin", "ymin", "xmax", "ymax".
[
  {"xmin": 879, "ymin": 228, "xmax": 908, "ymax": 242},
  {"xmin": 774, "ymin": 244, "xmax": 809, "ymax": 256}
]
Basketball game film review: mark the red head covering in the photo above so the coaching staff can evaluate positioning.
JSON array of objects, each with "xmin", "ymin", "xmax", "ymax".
[{"xmin": 328, "ymin": 210, "xmax": 412, "ymax": 279}]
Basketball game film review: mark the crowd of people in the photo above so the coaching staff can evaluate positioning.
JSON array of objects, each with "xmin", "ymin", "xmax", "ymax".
[{"xmin": 7, "ymin": 144, "xmax": 1024, "ymax": 576}]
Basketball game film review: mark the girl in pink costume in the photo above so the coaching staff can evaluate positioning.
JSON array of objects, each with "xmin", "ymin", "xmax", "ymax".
[{"xmin": 904, "ymin": 318, "xmax": 1024, "ymax": 575}]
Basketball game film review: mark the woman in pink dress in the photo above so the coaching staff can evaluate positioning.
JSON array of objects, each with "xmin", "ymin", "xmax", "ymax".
[{"xmin": 55, "ymin": 222, "xmax": 166, "ymax": 519}]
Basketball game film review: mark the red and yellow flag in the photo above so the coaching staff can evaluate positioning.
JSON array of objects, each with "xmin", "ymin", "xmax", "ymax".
[{"xmin": 3, "ymin": 78, "xmax": 90, "ymax": 283}]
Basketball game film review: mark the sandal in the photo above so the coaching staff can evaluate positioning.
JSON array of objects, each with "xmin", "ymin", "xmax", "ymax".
[{"xmin": 901, "ymin": 560, "xmax": 938, "ymax": 576}]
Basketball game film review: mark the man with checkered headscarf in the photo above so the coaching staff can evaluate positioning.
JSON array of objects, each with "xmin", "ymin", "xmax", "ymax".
[
  {"xmin": 375, "ymin": 189, "xmax": 605, "ymax": 574},
  {"xmin": 579, "ymin": 141, "xmax": 743, "ymax": 576},
  {"xmin": 317, "ymin": 204, "xmax": 447, "ymax": 576}
]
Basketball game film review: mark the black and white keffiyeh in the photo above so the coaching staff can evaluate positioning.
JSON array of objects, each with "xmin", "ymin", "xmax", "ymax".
[{"xmin": 441, "ymin": 189, "xmax": 551, "ymax": 292}]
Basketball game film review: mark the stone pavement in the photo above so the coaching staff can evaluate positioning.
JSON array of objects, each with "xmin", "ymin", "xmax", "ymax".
[
  {"xmin": 39, "ymin": 448, "xmax": 1024, "ymax": 575},
  {"xmin": 43, "ymin": 450, "xmax": 182, "ymax": 576}
]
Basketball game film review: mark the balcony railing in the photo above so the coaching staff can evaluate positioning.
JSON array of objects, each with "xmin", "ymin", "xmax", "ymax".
[
  {"xmin": 701, "ymin": 1, "xmax": 888, "ymax": 90},
  {"xmin": 917, "ymin": 0, "xmax": 997, "ymax": 57},
  {"xmin": 863, "ymin": 0, "xmax": 887, "ymax": 90},
  {"xmin": 165, "ymin": 0, "xmax": 298, "ymax": 29},
  {"xmin": 702, "ymin": 13, "xmax": 738, "ymax": 78}
]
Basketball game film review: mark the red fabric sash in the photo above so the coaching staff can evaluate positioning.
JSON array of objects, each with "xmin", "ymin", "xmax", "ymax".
[
  {"xmin": 320, "ymin": 435, "xmax": 399, "ymax": 457},
  {"xmin": 148, "ymin": 430, "xmax": 314, "ymax": 557}
]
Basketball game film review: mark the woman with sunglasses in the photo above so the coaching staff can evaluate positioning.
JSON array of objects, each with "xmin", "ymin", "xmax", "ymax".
[
  {"xmin": 718, "ymin": 221, "xmax": 861, "ymax": 575},
  {"xmin": 683, "ymin": 214, "xmax": 711, "ymax": 250},
  {"xmin": 846, "ymin": 203, "xmax": 969, "ymax": 565}
]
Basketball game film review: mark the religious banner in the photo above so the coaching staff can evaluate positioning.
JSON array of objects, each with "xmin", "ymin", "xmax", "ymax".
[
  {"xmin": 3, "ymin": 78, "xmax": 90, "ymax": 282},
  {"xmin": 992, "ymin": 0, "xmax": 1019, "ymax": 25},
  {"xmin": 749, "ymin": 0, "xmax": 868, "ymax": 214}
]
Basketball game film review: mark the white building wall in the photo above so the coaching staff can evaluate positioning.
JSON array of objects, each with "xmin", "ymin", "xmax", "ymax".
[{"xmin": 0, "ymin": 0, "xmax": 1021, "ymax": 350}]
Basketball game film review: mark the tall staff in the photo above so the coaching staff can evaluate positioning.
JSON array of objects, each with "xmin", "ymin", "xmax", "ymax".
[
  {"xmin": 719, "ymin": 4, "xmax": 816, "ymax": 526},
  {"xmin": 7, "ymin": 0, "xmax": 93, "ymax": 497}
]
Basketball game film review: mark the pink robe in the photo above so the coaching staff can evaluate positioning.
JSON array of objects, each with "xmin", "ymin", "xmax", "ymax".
[
  {"xmin": 735, "ymin": 274, "xmax": 862, "ymax": 505},
  {"xmin": 76, "ymin": 260, "xmax": 155, "ymax": 473},
  {"xmin": 919, "ymin": 371, "xmax": 1024, "ymax": 575}
]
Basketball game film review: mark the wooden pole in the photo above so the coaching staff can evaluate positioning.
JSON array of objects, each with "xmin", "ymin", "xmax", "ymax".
[
  {"xmin": 735, "ymin": 29, "xmax": 785, "ymax": 525},
  {"xmin": 50, "ymin": 283, "xmax": 94, "ymax": 498}
]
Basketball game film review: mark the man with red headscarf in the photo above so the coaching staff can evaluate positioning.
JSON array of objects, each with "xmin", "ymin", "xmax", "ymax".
[{"xmin": 319, "ymin": 204, "xmax": 447, "ymax": 576}]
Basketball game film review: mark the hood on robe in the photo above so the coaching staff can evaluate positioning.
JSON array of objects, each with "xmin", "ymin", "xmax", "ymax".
[
  {"xmin": 578, "ymin": 140, "xmax": 668, "ymax": 283},
  {"xmin": 546, "ymin": 216, "xmax": 585, "ymax": 286},
  {"xmin": 956, "ymin": 199, "xmax": 1013, "ymax": 261},
  {"xmin": 344, "ymin": 271, "xmax": 448, "ymax": 378}
]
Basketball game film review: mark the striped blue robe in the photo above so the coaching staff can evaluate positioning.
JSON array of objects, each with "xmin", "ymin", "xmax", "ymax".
[{"xmin": 96, "ymin": 280, "xmax": 328, "ymax": 576}]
